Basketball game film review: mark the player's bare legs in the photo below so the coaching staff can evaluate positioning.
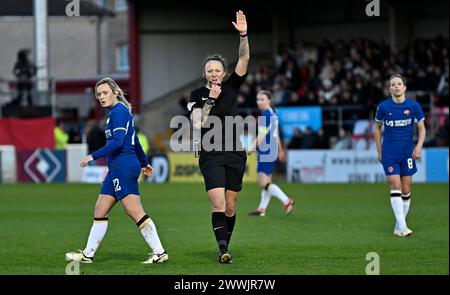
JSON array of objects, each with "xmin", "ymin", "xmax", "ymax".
[
  {"xmin": 250, "ymin": 173, "xmax": 294, "ymax": 216},
  {"xmin": 258, "ymin": 172, "xmax": 272, "ymax": 189},
  {"xmin": 66, "ymin": 195, "xmax": 116, "ymax": 263},
  {"xmin": 259, "ymin": 173, "xmax": 273, "ymax": 212},
  {"xmin": 225, "ymin": 190, "xmax": 238, "ymax": 217},
  {"xmin": 208, "ymin": 187, "xmax": 226, "ymax": 212},
  {"xmin": 94, "ymin": 194, "xmax": 117, "ymax": 218},
  {"xmin": 260, "ymin": 173, "xmax": 294, "ymax": 213},
  {"xmin": 208, "ymin": 187, "xmax": 232, "ymax": 263},
  {"xmin": 249, "ymin": 173, "xmax": 272, "ymax": 216},
  {"xmin": 387, "ymin": 175, "xmax": 411, "ymax": 236},
  {"xmin": 120, "ymin": 194, "xmax": 146, "ymax": 222},
  {"xmin": 121, "ymin": 194, "xmax": 167, "ymax": 263},
  {"xmin": 387, "ymin": 174, "xmax": 402, "ymax": 191},
  {"xmin": 84, "ymin": 194, "xmax": 116, "ymax": 257}
]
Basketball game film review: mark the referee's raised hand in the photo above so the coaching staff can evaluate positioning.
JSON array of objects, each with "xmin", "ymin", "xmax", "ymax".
[{"xmin": 232, "ymin": 10, "xmax": 247, "ymax": 35}]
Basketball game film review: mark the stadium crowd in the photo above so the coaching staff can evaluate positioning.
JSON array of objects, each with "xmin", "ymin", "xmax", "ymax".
[
  {"xmin": 228, "ymin": 36, "xmax": 449, "ymax": 149},
  {"xmin": 12, "ymin": 37, "xmax": 446, "ymax": 152},
  {"xmin": 55, "ymin": 37, "xmax": 449, "ymax": 153}
]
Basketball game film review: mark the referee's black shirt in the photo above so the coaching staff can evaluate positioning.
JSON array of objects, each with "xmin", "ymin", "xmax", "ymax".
[{"xmin": 188, "ymin": 71, "xmax": 248, "ymax": 156}]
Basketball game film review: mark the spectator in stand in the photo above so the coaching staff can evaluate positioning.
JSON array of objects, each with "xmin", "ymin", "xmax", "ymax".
[
  {"xmin": 86, "ymin": 119, "xmax": 106, "ymax": 155},
  {"xmin": 54, "ymin": 120, "xmax": 69, "ymax": 150},
  {"xmin": 180, "ymin": 37, "xmax": 449, "ymax": 149},
  {"xmin": 318, "ymin": 79, "xmax": 335, "ymax": 103},
  {"xmin": 300, "ymin": 126, "xmax": 316, "ymax": 149},
  {"xmin": 284, "ymin": 91, "xmax": 300, "ymax": 106},
  {"xmin": 271, "ymin": 75, "xmax": 290, "ymax": 105},
  {"xmin": 332, "ymin": 128, "xmax": 352, "ymax": 150},
  {"xmin": 287, "ymin": 128, "xmax": 303, "ymax": 150},
  {"xmin": 424, "ymin": 117, "xmax": 449, "ymax": 147},
  {"xmin": 294, "ymin": 40, "xmax": 307, "ymax": 67},
  {"xmin": 136, "ymin": 126, "xmax": 150, "ymax": 155},
  {"xmin": 12, "ymin": 49, "xmax": 36, "ymax": 107},
  {"xmin": 136, "ymin": 126, "xmax": 150, "ymax": 182},
  {"xmin": 300, "ymin": 91, "xmax": 318, "ymax": 106},
  {"xmin": 68, "ymin": 123, "xmax": 83, "ymax": 144},
  {"xmin": 283, "ymin": 59, "xmax": 301, "ymax": 90},
  {"xmin": 314, "ymin": 128, "xmax": 329, "ymax": 149},
  {"xmin": 437, "ymin": 64, "xmax": 449, "ymax": 106}
]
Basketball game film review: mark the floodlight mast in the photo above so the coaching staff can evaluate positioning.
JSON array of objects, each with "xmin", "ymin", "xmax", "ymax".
[{"xmin": 33, "ymin": 0, "xmax": 49, "ymax": 105}]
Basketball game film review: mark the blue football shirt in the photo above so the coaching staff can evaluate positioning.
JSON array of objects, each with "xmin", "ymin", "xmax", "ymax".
[
  {"xmin": 375, "ymin": 97, "xmax": 425, "ymax": 158},
  {"xmin": 92, "ymin": 102, "xmax": 148, "ymax": 168},
  {"xmin": 257, "ymin": 107, "xmax": 278, "ymax": 156}
]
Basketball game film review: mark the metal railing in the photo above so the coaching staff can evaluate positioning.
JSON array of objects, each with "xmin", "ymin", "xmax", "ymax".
[
  {"xmin": 238, "ymin": 104, "xmax": 370, "ymax": 128},
  {"xmin": 238, "ymin": 91, "xmax": 448, "ymax": 140}
]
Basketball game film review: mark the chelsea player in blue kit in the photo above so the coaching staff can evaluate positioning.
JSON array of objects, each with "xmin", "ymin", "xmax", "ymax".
[
  {"xmin": 248, "ymin": 90, "xmax": 295, "ymax": 216},
  {"xmin": 66, "ymin": 78, "xmax": 168, "ymax": 264},
  {"xmin": 374, "ymin": 74, "xmax": 426, "ymax": 237}
]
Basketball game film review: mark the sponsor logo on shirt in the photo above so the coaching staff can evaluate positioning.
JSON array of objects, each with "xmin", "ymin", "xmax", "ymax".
[{"xmin": 385, "ymin": 119, "xmax": 412, "ymax": 127}]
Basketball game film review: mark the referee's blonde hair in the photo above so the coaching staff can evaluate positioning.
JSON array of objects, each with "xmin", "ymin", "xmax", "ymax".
[{"xmin": 95, "ymin": 77, "xmax": 132, "ymax": 110}]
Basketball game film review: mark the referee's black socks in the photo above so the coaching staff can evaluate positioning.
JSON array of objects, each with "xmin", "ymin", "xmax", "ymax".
[
  {"xmin": 212, "ymin": 212, "xmax": 228, "ymax": 251},
  {"xmin": 226, "ymin": 214, "xmax": 236, "ymax": 245}
]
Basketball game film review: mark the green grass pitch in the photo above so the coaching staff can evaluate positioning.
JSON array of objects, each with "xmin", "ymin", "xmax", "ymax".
[{"xmin": 0, "ymin": 182, "xmax": 448, "ymax": 275}]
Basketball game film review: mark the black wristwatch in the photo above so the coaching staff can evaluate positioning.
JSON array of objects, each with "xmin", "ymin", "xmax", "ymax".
[{"xmin": 206, "ymin": 97, "xmax": 215, "ymax": 105}]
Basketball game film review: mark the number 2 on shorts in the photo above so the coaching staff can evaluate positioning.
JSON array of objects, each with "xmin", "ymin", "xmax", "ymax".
[{"xmin": 113, "ymin": 178, "xmax": 122, "ymax": 192}]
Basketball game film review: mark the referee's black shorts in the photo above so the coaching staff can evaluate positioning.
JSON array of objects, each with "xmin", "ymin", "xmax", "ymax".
[{"xmin": 199, "ymin": 151, "xmax": 247, "ymax": 192}]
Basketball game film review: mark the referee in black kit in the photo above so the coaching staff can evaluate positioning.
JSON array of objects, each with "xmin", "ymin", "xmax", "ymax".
[{"xmin": 187, "ymin": 10, "xmax": 250, "ymax": 264}]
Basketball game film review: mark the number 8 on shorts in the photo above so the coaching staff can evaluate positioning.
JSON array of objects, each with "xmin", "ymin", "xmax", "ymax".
[{"xmin": 402, "ymin": 157, "xmax": 417, "ymax": 175}]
